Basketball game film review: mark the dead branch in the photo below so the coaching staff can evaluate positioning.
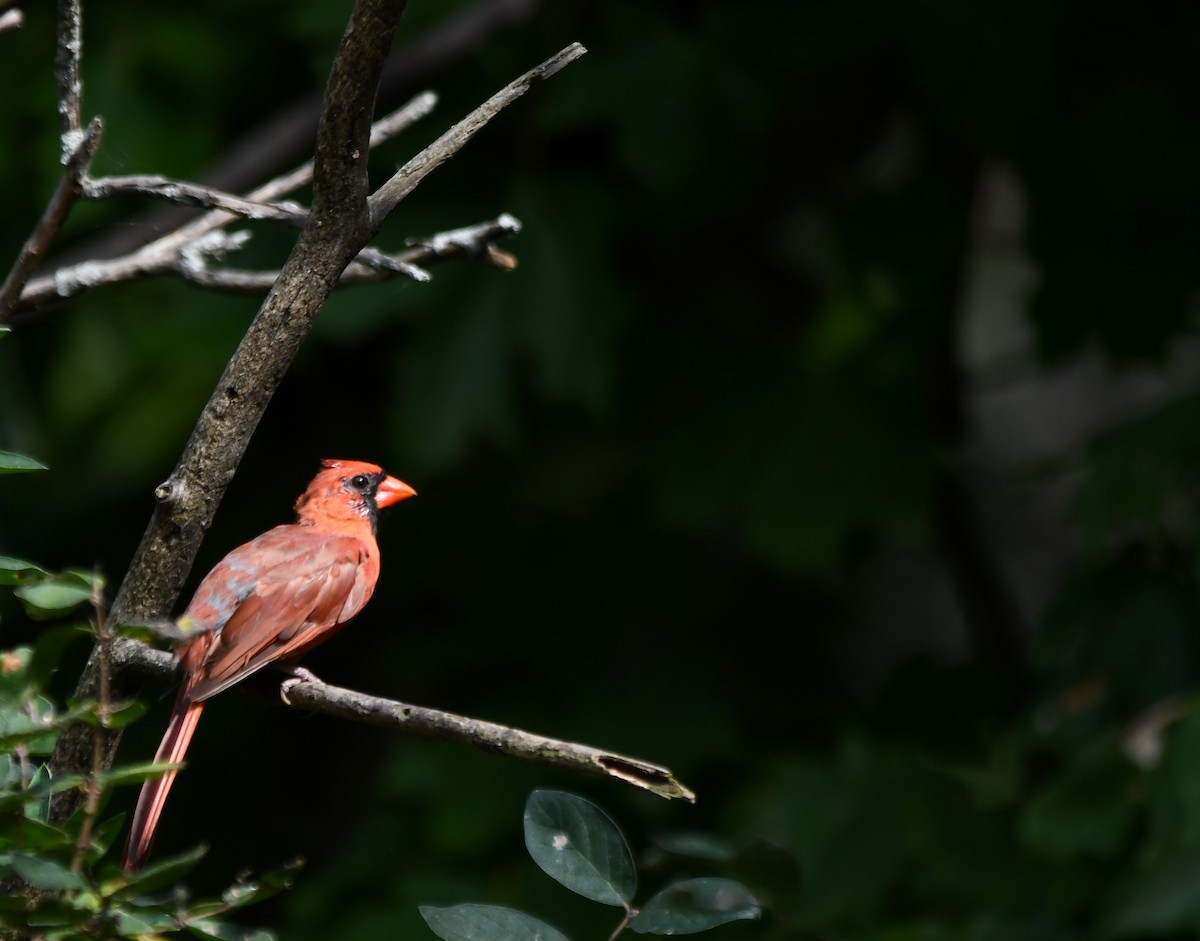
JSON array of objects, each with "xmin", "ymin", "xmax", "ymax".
[
  {"xmin": 0, "ymin": 118, "xmax": 100, "ymax": 321},
  {"xmin": 370, "ymin": 42, "xmax": 586, "ymax": 226},
  {"xmin": 111, "ymin": 638, "xmax": 695, "ymax": 803},
  {"xmin": 55, "ymin": 0, "xmax": 83, "ymax": 155},
  {"xmin": 83, "ymin": 175, "xmax": 310, "ymax": 225},
  {"xmin": 14, "ymin": 92, "xmax": 438, "ymax": 314},
  {"xmin": 175, "ymin": 214, "xmax": 522, "ymax": 292}
]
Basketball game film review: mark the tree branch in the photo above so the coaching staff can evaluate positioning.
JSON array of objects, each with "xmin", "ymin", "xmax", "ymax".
[
  {"xmin": 55, "ymin": 0, "xmax": 83, "ymax": 156},
  {"xmin": 13, "ymin": 92, "xmax": 437, "ymax": 314},
  {"xmin": 83, "ymin": 175, "xmax": 309, "ymax": 226},
  {"xmin": 110, "ymin": 639, "xmax": 695, "ymax": 803},
  {"xmin": 369, "ymin": 42, "xmax": 587, "ymax": 228},
  {"xmin": 0, "ymin": 117, "xmax": 100, "ymax": 323},
  {"xmin": 0, "ymin": 7, "xmax": 23, "ymax": 33},
  {"xmin": 173, "ymin": 214, "xmax": 522, "ymax": 292}
]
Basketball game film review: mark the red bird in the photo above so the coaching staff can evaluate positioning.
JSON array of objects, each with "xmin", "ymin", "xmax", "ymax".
[{"xmin": 124, "ymin": 459, "xmax": 415, "ymax": 871}]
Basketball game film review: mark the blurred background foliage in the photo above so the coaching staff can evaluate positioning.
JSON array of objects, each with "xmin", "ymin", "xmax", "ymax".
[{"xmin": 3, "ymin": 0, "xmax": 1200, "ymax": 937}]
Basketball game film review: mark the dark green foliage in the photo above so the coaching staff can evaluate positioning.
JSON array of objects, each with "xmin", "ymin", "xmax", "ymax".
[
  {"xmin": 0, "ymin": 458, "xmax": 296, "ymax": 939},
  {"xmin": 421, "ymin": 791, "xmax": 760, "ymax": 941}
]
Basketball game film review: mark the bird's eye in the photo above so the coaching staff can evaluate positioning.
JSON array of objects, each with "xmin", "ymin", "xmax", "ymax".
[{"xmin": 349, "ymin": 474, "xmax": 370, "ymax": 490}]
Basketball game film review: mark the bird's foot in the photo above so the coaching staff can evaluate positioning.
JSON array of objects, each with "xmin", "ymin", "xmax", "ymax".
[{"xmin": 280, "ymin": 666, "xmax": 322, "ymax": 705}]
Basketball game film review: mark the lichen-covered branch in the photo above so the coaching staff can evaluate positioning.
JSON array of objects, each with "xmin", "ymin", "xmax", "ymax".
[{"xmin": 14, "ymin": 93, "xmax": 437, "ymax": 313}]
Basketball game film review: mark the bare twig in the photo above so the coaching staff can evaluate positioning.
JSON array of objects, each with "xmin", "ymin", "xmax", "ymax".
[
  {"xmin": 370, "ymin": 42, "xmax": 587, "ymax": 227},
  {"xmin": 0, "ymin": 118, "xmax": 101, "ymax": 322},
  {"xmin": 197, "ymin": 0, "xmax": 542, "ymax": 208},
  {"xmin": 14, "ymin": 92, "xmax": 437, "ymax": 314},
  {"xmin": 175, "ymin": 213, "xmax": 522, "ymax": 293},
  {"xmin": 55, "ymin": 0, "xmax": 83, "ymax": 157},
  {"xmin": 84, "ymin": 175, "xmax": 309, "ymax": 226},
  {"xmin": 41, "ymin": 0, "xmax": 539, "ymax": 267},
  {"xmin": 20, "ymin": 212, "xmax": 519, "ymax": 302},
  {"xmin": 110, "ymin": 638, "xmax": 696, "ymax": 803}
]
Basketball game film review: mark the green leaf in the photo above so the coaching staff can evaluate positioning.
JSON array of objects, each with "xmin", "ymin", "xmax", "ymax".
[
  {"xmin": 14, "ymin": 573, "xmax": 95, "ymax": 618},
  {"xmin": 110, "ymin": 843, "xmax": 207, "ymax": 897},
  {"xmin": 0, "ymin": 771, "xmax": 86, "ymax": 813},
  {"xmin": 0, "ymin": 556, "xmax": 47, "ymax": 585},
  {"xmin": 113, "ymin": 909, "xmax": 179, "ymax": 935},
  {"xmin": 420, "ymin": 904, "xmax": 571, "ymax": 941},
  {"xmin": 630, "ymin": 878, "xmax": 762, "ymax": 935},
  {"xmin": 0, "ymin": 699, "xmax": 93, "ymax": 753},
  {"xmin": 0, "ymin": 325, "xmax": 10, "ymax": 339},
  {"xmin": 182, "ymin": 916, "xmax": 270, "ymax": 940},
  {"xmin": 96, "ymin": 759, "xmax": 179, "ymax": 788},
  {"xmin": 0, "ymin": 812, "xmax": 73, "ymax": 852},
  {"xmin": 96, "ymin": 698, "xmax": 149, "ymax": 730},
  {"xmin": 8, "ymin": 853, "xmax": 90, "ymax": 891},
  {"xmin": 524, "ymin": 789, "xmax": 636, "ymax": 906},
  {"xmin": 0, "ymin": 451, "xmax": 47, "ymax": 473}
]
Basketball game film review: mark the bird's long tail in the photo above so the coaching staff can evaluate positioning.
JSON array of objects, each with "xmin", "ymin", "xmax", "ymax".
[{"xmin": 124, "ymin": 690, "xmax": 205, "ymax": 871}]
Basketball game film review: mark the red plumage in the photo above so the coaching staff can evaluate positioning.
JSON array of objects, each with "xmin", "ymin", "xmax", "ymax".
[{"xmin": 123, "ymin": 459, "xmax": 415, "ymax": 871}]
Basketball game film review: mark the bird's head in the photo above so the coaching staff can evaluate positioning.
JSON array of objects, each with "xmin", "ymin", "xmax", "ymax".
[{"xmin": 295, "ymin": 459, "xmax": 416, "ymax": 532}]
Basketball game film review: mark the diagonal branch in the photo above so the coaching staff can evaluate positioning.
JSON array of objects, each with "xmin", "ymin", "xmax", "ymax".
[
  {"xmin": 55, "ymin": 0, "xmax": 83, "ymax": 155},
  {"xmin": 110, "ymin": 638, "xmax": 696, "ymax": 803},
  {"xmin": 369, "ymin": 42, "xmax": 586, "ymax": 228},
  {"xmin": 174, "ymin": 214, "xmax": 522, "ymax": 292},
  {"xmin": 0, "ymin": 117, "xmax": 101, "ymax": 323},
  {"xmin": 83, "ymin": 175, "xmax": 309, "ymax": 226}
]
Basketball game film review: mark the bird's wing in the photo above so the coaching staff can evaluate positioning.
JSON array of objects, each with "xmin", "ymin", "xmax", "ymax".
[{"xmin": 183, "ymin": 529, "xmax": 378, "ymax": 701}]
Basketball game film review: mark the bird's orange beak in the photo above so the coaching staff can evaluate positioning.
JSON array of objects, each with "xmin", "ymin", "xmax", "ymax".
[{"xmin": 376, "ymin": 476, "xmax": 417, "ymax": 508}]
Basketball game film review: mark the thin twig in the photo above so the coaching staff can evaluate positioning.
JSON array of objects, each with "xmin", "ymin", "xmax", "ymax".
[
  {"xmin": 196, "ymin": 0, "xmax": 540, "ymax": 208},
  {"xmin": 84, "ymin": 176, "xmax": 309, "ymax": 226},
  {"xmin": 55, "ymin": 0, "xmax": 83, "ymax": 157},
  {"xmin": 0, "ymin": 118, "xmax": 101, "ymax": 323},
  {"xmin": 369, "ymin": 42, "xmax": 587, "ymax": 227},
  {"xmin": 110, "ymin": 638, "xmax": 696, "ymax": 803},
  {"xmin": 14, "ymin": 93, "xmax": 437, "ymax": 313},
  {"xmin": 174, "ymin": 213, "xmax": 522, "ymax": 293},
  {"xmin": 20, "ymin": 212, "xmax": 518, "ymax": 302}
]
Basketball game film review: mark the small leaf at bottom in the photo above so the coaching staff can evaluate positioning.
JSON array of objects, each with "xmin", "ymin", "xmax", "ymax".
[
  {"xmin": 420, "ymin": 904, "xmax": 571, "ymax": 941},
  {"xmin": 631, "ymin": 878, "xmax": 761, "ymax": 935}
]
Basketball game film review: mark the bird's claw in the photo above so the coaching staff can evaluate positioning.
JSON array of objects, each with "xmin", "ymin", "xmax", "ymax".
[{"xmin": 280, "ymin": 666, "xmax": 321, "ymax": 705}]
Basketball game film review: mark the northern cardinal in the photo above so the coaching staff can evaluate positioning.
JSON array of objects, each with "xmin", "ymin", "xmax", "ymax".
[{"xmin": 124, "ymin": 459, "xmax": 415, "ymax": 871}]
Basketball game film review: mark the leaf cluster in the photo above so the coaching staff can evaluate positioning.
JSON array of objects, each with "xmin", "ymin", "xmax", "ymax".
[
  {"xmin": 421, "ymin": 790, "xmax": 760, "ymax": 941},
  {"xmin": 0, "ymin": 454, "xmax": 295, "ymax": 940}
]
